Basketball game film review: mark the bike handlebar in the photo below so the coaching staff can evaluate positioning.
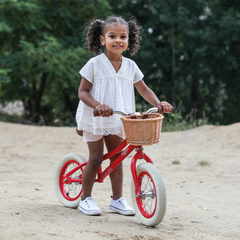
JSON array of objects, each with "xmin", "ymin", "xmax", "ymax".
[{"xmin": 93, "ymin": 107, "xmax": 162, "ymax": 117}]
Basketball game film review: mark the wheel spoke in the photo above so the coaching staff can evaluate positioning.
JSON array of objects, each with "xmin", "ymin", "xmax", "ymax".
[
  {"xmin": 146, "ymin": 176, "xmax": 151, "ymax": 189},
  {"xmin": 77, "ymin": 183, "xmax": 81, "ymax": 192},
  {"xmin": 141, "ymin": 176, "xmax": 148, "ymax": 192},
  {"xmin": 143, "ymin": 197, "xmax": 150, "ymax": 212},
  {"xmin": 72, "ymin": 184, "xmax": 77, "ymax": 197}
]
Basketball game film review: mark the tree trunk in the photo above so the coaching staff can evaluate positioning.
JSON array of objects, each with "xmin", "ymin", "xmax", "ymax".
[
  {"xmin": 190, "ymin": 64, "xmax": 201, "ymax": 121},
  {"xmin": 25, "ymin": 72, "xmax": 47, "ymax": 123},
  {"xmin": 171, "ymin": 20, "xmax": 176, "ymax": 105}
]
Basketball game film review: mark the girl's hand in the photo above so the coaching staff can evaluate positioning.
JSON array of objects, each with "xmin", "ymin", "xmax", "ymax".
[
  {"xmin": 157, "ymin": 101, "xmax": 174, "ymax": 113},
  {"xmin": 95, "ymin": 104, "xmax": 113, "ymax": 117}
]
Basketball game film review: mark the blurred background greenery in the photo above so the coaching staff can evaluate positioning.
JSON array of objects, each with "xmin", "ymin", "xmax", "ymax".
[{"xmin": 0, "ymin": 0, "xmax": 239, "ymax": 131}]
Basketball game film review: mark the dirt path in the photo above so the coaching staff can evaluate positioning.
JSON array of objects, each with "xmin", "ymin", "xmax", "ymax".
[{"xmin": 0, "ymin": 122, "xmax": 239, "ymax": 240}]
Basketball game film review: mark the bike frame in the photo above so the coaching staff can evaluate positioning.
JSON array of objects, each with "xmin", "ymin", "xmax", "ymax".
[{"xmin": 63, "ymin": 139, "xmax": 154, "ymax": 197}]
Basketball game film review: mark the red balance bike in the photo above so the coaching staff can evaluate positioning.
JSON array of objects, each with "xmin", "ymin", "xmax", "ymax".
[{"xmin": 55, "ymin": 107, "xmax": 166, "ymax": 227}]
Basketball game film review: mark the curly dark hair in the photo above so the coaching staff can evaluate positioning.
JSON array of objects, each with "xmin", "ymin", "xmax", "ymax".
[{"xmin": 85, "ymin": 16, "xmax": 141, "ymax": 56}]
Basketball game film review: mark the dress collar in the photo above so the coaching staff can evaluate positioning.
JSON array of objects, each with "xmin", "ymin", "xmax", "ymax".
[{"xmin": 101, "ymin": 53, "xmax": 125, "ymax": 75}]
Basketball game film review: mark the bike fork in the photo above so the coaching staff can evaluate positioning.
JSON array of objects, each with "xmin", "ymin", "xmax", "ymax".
[{"xmin": 131, "ymin": 147, "xmax": 154, "ymax": 196}]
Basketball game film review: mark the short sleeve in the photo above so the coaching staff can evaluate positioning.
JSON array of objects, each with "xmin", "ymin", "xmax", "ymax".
[
  {"xmin": 133, "ymin": 62, "xmax": 144, "ymax": 84},
  {"xmin": 79, "ymin": 58, "xmax": 94, "ymax": 83}
]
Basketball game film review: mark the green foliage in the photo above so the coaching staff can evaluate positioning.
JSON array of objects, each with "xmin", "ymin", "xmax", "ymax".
[
  {"xmin": 0, "ymin": 0, "xmax": 240, "ymax": 126},
  {"xmin": 172, "ymin": 160, "xmax": 180, "ymax": 164},
  {"xmin": 162, "ymin": 106, "xmax": 209, "ymax": 132},
  {"xmin": 0, "ymin": 112, "xmax": 22, "ymax": 124},
  {"xmin": 0, "ymin": 0, "xmax": 111, "ymax": 124},
  {"xmin": 0, "ymin": 69, "xmax": 11, "ymax": 83},
  {"xmin": 111, "ymin": 0, "xmax": 240, "ymax": 125}
]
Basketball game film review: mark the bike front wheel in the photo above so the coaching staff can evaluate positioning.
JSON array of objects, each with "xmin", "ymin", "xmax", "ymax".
[
  {"xmin": 131, "ymin": 162, "xmax": 166, "ymax": 227},
  {"xmin": 54, "ymin": 153, "xmax": 87, "ymax": 208}
]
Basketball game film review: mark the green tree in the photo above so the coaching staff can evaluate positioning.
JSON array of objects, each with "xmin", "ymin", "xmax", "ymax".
[
  {"xmin": 110, "ymin": 0, "xmax": 213, "ymax": 118},
  {"xmin": 0, "ymin": 0, "xmax": 111, "ymax": 124},
  {"xmin": 110, "ymin": 0, "xmax": 240, "ymax": 125},
  {"xmin": 1, "ymin": 0, "xmax": 240, "ymax": 126},
  {"xmin": 206, "ymin": 0, "xmax": 240, "ymax": 124}
]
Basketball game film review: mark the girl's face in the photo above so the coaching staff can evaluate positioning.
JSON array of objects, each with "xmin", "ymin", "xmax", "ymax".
[{"xmin": 100, "ymin": 23, "xmax": 129, "ymax": 56}]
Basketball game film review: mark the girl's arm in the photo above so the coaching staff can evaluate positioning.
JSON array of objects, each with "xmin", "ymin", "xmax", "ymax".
[
  {"xmin": 78, "ymin": 77, "xmax": 112, "ymax": 117},
  {"xmin": 134, "ymin": 80, "xmax": 173, "ymax": 113},
  {"xmin": 134, "ymin": 80, "xmax": 160, "ymax": 106},
  {"xmin": 78, "ymin": 77, "xmax": 99, "ymax": 109}
]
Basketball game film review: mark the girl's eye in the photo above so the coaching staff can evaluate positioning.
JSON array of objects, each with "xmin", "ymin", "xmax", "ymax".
[
  {"xmin": 109, "ymin": 35, "xmax": 115, "ymax": 38},
  {"xmin": 121, "ymin": 36, "xmax": 126, "ymax": 39}
]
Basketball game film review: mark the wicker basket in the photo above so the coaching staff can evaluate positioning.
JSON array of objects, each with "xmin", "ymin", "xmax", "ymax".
[{"xmin": 121, "ymin": 113, "xmax": 164, "ymax": 146}]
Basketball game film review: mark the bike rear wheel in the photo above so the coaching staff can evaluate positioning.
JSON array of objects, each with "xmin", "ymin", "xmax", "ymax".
[
  {"xmin": 54, "ymin": 153, "xmax": 87, "ymax": 208},
  {"xmin": 131, "ymin": 162, "xmax": 166, "ymax": 227}
]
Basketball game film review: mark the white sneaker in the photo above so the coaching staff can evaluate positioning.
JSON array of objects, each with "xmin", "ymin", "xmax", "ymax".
[
  {"xmin": 109, "ymin": 197, "xmax": 135, "ymax": 216},
  {"xmin": 78, "ymin": 196, "xmax": 102, "ymax": 216}
]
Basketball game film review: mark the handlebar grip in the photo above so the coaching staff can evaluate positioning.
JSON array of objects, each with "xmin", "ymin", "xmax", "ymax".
[
  {"xmin": 157, "ymin": 105, "xmax": 163, "ymax": 114},
  {"xmin": 93, "ymin": 109, "xmax": 113, "ymax": 117},
  {"xmin": 93, "ymin": 109, "xmax": 100, "ymax": 117},
  {"xmin": 157, "ymin": 105, "xmax": 174, "ymax": 113}
]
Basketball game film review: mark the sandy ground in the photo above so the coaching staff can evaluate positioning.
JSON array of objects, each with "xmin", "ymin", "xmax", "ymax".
[{"xmin": 0, "ymin": 121, "xmax": 240, "ymax": 240}]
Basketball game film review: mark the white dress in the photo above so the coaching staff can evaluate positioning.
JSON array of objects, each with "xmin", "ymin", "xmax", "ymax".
[{"xmin": 75, "ymin": 53, "xmax": 144, "ymax": 135}]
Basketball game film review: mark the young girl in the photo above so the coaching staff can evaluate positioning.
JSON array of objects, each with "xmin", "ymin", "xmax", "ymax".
[{"xmin": 76, "ymin": 16, "xmax": 173, "ymax": 216}]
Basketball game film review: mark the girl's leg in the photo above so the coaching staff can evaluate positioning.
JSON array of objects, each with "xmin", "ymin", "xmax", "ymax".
[
  {"xmin": 104, "ymin": 134, "xmax": 124, "ymax": 200},
  {"xmin": 81, "ymin": 138, "xmax": 104, "ymax": 200},
  {"xmin": 105, "ymin": 134, "xmax": 135, "ymax": 216}
]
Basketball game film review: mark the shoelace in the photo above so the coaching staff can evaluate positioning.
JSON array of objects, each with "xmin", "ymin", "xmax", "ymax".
[
  {"xmin": 119, "ymin": 199, "xmax": 128, "ymax": 208},
  {"xmin": 84, "ymin": 199, "xmax": 95, "ymax": 208},
  {"xmin": 85, "ymin": 200, "xmax": 90, "ymax": 208}
]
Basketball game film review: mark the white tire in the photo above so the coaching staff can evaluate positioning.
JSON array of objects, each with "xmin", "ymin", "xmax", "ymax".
[
  {"xmin": 131, "ymin": 162, "xmax": 166, "ymax": 227},
  {"xmin": 54, "ymin": 153, "xmax": 87, "ymax": 208}
]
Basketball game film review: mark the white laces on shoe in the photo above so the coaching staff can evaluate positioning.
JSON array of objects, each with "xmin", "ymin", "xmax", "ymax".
[
  {"xmin": 78, "ymin": 196, "xmax": 102, "ymax": 215},
  {"xmin": 109, "ymin": 197, "xmax": 135, "ymax": 215}
]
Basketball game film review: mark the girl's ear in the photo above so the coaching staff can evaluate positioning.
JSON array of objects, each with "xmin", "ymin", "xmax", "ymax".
[{"xmin": 99, "ymin": 35, "xmax": 105, "ymax": 46}]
